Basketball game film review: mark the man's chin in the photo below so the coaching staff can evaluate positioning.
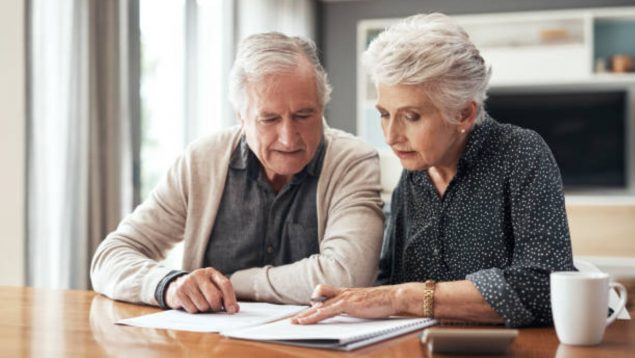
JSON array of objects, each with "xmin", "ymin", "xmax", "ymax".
[{"xmin": 270, "ymin": 162, "xmax": 308, "ymax": 176}]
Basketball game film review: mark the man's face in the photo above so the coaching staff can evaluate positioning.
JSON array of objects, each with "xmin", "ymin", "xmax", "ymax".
[{"xmin": 240, "ymin": 60, "xmax": 323, "ymax": 186}]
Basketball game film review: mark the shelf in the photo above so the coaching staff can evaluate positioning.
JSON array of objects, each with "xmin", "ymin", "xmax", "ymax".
[
  {"xmin": 488, "ymin": 73, "xmax": 635, "ymax": 89},
  {"xmin": 460, "ymin": 17, "xmax": 586, "ymax": 49},
  {"xmin": 357, "ymin": 7, "xmax": 635, "ymax": 103},
  {"xmin": 565, "ymin": 195, "xmax": 635, "ymax": 206},
  {"xmin": 358, "ymin": 7, "xmax": 635, "ymax": 196}
]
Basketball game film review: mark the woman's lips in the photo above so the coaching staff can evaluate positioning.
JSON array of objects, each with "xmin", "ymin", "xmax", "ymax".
[{"xmin": 394, "ymin": 150, "xmax": 416, "ymax": 159}]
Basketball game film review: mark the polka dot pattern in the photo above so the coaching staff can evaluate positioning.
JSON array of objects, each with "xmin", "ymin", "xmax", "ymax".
[{"xmin": 378, "ymin": 115, "xmax": 576, "ymax": 327}]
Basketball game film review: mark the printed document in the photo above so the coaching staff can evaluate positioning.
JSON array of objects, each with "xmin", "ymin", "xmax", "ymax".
[{"xmin": 117, "ymin": 302, "xmax": 305, "ymax": 333}]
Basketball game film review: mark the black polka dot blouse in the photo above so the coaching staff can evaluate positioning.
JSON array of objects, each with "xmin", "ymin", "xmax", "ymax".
[{"xmin": 378, "ymin": 115, "xmax": 576, "ymax": 327}]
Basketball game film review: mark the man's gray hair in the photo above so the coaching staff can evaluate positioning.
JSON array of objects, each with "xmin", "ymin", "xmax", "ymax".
[
  {"xmin": 229, "ymin": 32, "xmax": 332, "ymax": 114},
  {"xmin": 362, "ymin": 13, "xmax": 491, "ymax": 123}
]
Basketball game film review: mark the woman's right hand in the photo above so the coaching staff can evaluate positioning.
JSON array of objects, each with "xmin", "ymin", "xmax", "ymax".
[{"xmin": 291, "ymin": 283, "xmax": 414, "ymax": 324}]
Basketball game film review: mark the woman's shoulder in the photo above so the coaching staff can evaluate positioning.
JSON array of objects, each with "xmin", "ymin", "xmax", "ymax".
[{"xmin": 485, "ymin": 119, "xmax": 551, "ymax": 160}]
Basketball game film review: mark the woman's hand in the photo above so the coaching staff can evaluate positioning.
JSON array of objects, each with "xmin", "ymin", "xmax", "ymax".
[{"xmin": 291, "ymin": 284, "xmax": 406, "ymax": 324}]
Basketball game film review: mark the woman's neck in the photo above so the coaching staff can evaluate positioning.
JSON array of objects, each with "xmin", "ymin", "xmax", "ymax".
[{"xmin": 428, "ymin": 132, "xmax": 470, "ymax": 197}]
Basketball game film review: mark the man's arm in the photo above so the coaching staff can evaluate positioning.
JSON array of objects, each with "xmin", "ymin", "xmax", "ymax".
[
  {"xmin": 230, "ymin": 145, "xmax": 384, "ymax": 304},
  {"xmin": 90, "ymin": 153, "xmax": 190, "ymax": 305},
  {"xmin": 91, "ymin": 129, "xmax": 242, "ymax": 308}
]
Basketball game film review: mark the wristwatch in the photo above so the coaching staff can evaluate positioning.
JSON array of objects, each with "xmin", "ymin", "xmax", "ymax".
[{"xmin": 422, "ymin": 280, "xmax": 436, "ymax": 317}]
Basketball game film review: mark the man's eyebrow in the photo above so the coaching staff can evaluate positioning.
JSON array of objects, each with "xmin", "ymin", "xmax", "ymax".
[
  {"xmin": 295, "ymin": 108, "xmax": 317, "ymax": 114},
  {"xmin": 257, "ymin": 108, "xmax": 317, "ymax": 117},
  {"xmin": 257, "ymin": 112, "xmax": 279, "ymax": 118}
]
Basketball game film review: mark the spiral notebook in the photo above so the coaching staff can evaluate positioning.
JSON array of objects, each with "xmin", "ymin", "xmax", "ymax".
[{"xmin": 223, "ymin": 315, "xmax": 437, "ymax": 351}]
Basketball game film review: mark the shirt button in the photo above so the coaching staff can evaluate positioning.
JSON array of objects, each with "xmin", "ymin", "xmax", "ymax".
[
  {"xmin": 266, "ymin": 245, "xmax": 273, "ymax": 254},
  {"xmin": 433, "ymin": 248, "xmax": 439, "ymax": 255}
]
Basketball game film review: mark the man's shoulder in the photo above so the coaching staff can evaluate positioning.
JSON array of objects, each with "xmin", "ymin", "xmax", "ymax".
[
  {"xmin": 324, "ymin": 127, "xmax": 378, "ymax": 160},
  {"xmin": 185, "ymin": 126, "xmax": 243, "ymax": 158}
]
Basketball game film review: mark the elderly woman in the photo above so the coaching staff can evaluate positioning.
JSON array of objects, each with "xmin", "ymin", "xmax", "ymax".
[{"xmin": 293, "ymin": 13, "xmax": 575, "ymax": 328}]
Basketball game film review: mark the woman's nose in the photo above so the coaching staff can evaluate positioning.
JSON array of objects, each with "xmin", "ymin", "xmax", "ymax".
[{"xmin": 383, "ymin": 118, "xmax": 401, "ymax": 146}]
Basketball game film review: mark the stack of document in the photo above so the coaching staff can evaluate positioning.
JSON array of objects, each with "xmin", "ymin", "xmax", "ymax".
[{"xmin": 117, "ymin": 302, "xmax": 437, "ymax": 351}]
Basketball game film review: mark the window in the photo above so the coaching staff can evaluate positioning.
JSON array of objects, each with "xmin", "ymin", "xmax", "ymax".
[
  {"xmin": 139, "ymin": 0, "xmax": 232, "ymax": 268},
  {"xmin": 139, "ymin": 0, "xmax": 231, "ymax": 199}
]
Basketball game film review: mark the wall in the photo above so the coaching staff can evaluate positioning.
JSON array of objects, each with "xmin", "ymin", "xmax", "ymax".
[
  {"xmin": 318, "ymin": 0, "xmax": 635, "ymax": 132},
  {"xmin": 0, "ymin": 0, "xmax": 25, "ymax": 286}
]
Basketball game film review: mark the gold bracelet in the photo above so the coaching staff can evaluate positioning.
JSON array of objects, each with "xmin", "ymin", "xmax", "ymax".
[{"xmin": 422, "ymin": 280, "xmax": 436, "ymax": 317}]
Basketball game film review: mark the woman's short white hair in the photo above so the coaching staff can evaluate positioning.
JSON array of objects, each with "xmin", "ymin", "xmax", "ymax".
[
  {"xmin": 363, "ymin": 13, "xmax": 491, "ymax": 123},
  {"xmin": 229, "ymin": 32, "xmax": 332, "ymax": 114}
]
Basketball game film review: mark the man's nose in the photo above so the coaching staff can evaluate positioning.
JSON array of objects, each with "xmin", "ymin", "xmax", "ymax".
[{"xmin": 278, "ymin": 118, "xmax": 298, "ymax": 148}]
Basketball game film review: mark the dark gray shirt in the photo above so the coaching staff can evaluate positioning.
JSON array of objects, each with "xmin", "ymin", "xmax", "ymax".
[
  {"xmin": 203, "ymin": 136, "xmax": 324, "ymax": 275},
  {"xmin": 378, "ymin": 116, "xmax": 575, "ymax": 327}
]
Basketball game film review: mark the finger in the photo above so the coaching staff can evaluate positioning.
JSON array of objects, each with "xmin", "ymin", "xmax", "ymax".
[
  {"xmin": 184, "ymin": 281, "xmax": 211, "ymax": 312},
  {"xmin": 291, "ymin": 306, "xmax": 320, "ymax": 323},
  {"xmin": 196, "ymin": 270, "xmax": 223, "ymax": 312},
  {"xmin": 176, "ymin": 288, "xmax": 198, "ymax": 313},
  {"xmin": 310, "ymin": 301, "xmax": 324, "ymax": 308},
  {"xmin": 197, "ymin": 276, "xmax": 223, "ymax": 312},
  {"xmin": 209, "ymin": 269, "xmax": 239, "ymax": 313},
  {"xmin": 294, "ymin": 301, "xmax": 344, "ymax": 325},
  {"xmin": 311, "ymin": 284, "xmax": 341, "ymax": 301}
]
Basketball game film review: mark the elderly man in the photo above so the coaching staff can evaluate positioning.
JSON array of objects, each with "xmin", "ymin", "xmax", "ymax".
[{"xmin": 90, "ymin": 32, "xmax": 384, "ymax": 313}]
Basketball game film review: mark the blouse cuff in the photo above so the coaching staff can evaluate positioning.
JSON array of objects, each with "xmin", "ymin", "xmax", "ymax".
[{"xmin": 466, "ymin": 268, "xmax": 535, "ymax": 327}]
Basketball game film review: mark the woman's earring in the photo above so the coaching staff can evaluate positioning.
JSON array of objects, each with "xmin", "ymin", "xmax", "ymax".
[{"xmin": 460, "ymin": 129, "xmax": 466, "ymax": 134}]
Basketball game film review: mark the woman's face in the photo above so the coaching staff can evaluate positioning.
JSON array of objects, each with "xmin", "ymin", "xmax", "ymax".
[{"xmin": 376, "ymin": 83, "xmax": 468, "ymax": 172}]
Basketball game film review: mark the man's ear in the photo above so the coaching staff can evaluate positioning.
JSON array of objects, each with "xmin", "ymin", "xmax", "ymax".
[{"xmin": 236, "ymin": 111, "xmax": 245, "ymax": 127}]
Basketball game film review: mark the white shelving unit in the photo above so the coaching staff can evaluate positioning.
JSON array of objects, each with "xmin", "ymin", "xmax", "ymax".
[{"xmin": 357, "ymin": 7, "xmax": 635, "ymax": 202}]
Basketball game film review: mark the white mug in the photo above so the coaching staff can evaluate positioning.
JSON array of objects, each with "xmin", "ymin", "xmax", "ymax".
[{"xmin": 550, "ymin": 272, "xmax": 628, "ymax": 346}]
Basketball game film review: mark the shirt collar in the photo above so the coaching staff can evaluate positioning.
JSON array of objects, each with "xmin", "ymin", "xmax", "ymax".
[
  {"xmin": 228, "ymin": 135, "xmax": 250, "ymax": 170},
  {"xmin": 457, "ymin": 114, "xmax": 496, "ymax": 171}
]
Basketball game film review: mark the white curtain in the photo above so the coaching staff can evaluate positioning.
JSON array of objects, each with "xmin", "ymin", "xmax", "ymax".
[
  {"xmin": 236, "ymin": 0, "xmax": 316, "ymax": 42},
  {"xmin": 28, "ymin": 0, "xmax": 138, "ymax": 289},
  {"xmin": 27, "ymin": 0, "xmax": 317, "ymax": 284}
]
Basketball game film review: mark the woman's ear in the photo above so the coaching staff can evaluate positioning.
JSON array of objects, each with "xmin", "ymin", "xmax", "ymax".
[{"xmin": 458, "ymin": 101, "xmax": 478, "ymax": 132}]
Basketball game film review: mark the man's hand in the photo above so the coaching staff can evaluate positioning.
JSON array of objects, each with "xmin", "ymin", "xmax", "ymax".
[{"xmin": 165, "ymin": 267, "xmax": 239, "ymax": 314}]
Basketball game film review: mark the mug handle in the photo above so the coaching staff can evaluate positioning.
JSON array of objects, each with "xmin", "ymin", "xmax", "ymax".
[{"xmin": 606, "ymin": 282, "xmax": 628, "ymax": 326}]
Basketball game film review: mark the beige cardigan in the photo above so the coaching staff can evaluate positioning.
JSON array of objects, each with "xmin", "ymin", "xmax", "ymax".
[{"xmin": 90, "ymin": 125, "xmax": 384, "ymax": 306}]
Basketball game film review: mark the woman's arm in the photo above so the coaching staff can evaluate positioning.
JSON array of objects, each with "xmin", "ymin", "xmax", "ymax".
[
  {"xmin": 292, "ymin": 281, "xmax": 503, "ymax": 324},
  {"xmin": 400, "ymin": 280, "xmax": 503, "ymax": 323}
]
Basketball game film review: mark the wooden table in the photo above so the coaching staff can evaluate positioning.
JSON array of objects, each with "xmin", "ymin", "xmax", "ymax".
[{"xmin": 1, "ymin": 286, "xmax": 633, "ymax": 357}]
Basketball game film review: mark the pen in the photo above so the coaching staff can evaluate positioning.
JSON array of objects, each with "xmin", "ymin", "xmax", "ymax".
[{"xmin": 310, "ymin": 295, "xmax": 327, "ymax": 303}]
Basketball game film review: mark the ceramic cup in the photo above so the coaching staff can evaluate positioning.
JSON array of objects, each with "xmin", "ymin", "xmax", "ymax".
[{"xmin": 551, "ymin": 272, "xmax": 627, "ymax": 346}]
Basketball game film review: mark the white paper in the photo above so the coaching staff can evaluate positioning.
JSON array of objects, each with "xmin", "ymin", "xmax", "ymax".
[
  {"xmin": 117, "ymin": 302, "xmax": 306, "ymax": 333},
  {"xmin": 223, "ymin": 315, "xmax": 434, "ymax": 343}
]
